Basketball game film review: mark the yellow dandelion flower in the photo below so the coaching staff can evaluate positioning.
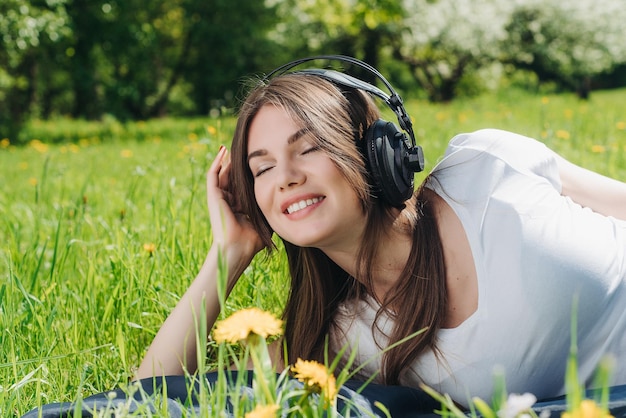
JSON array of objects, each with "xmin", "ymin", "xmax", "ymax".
[
  {"xmin": 563, "ymin": 109, "xmax": 573, "ymax": 119},
  {"xmin": 616, "ymin": 121, "xmax": 626, "ymax": 130},
  {"xmin": 29, "ymin": 177, "xmax": 38, "ymax": 186},
  {"xmin": 541, "ymin": 96, "xmax": 549, "ymax": 105},
  {"xmin": 213, "ymin": 308, "xmax": 283, "ymax": 344},
  {"xmin": 0, "ymin": 138, "xmax": 9, "ymax": 148},
  {"xmin": 143, "ymin": 243, "xmax": 156, "ymax": 254},
  {"xmin": 121, "ymin": 149, "xmax": 133, "ymax": 158},
  {"xmin": 291, "ymin": 358, "xmax": 338, "ymax": 404},
  {"xmin": 591, "ymin": 144, "xmax": 606, "ymax": 153},
  {"xmin": 19, "ymin": 162, "xmax": 29, "ymax": 170},
  {"xmin": 555, "ymin": 130, "xmax": 571, "ymax": 140},
  {"xmin": 29, "ymin": 139, "xmax": 48, "ymax": 153},
  {"xmin": 562, "ymin": 399, "xmax": 613, "ymax": 418},
  {"xmin": 245, "ymin": 404, "xmax": 279, "ymax": 418},
  {"xmin": 207, "ymin": 125, "xmax": 217, "ymax": 136},
  {"xmin": 188, "ymin": 132, "xmax": 198, "ymax": 141}
]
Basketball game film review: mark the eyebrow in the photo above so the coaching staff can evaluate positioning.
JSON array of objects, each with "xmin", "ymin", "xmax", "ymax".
[{"xmin": 247, "ymin": 128, "xmax": 309, "ymax": 163}]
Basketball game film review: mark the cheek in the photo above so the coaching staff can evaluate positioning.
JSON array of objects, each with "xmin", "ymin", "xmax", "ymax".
[{"xmin": 253, "ymin": 183, "xmax": 272, "ymax": 216}]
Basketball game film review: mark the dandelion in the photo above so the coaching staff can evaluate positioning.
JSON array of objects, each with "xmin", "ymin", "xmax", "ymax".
[
  {"xmin": 563, "ymin": 109, "xmax": 573, "ymax": 119},
  {"xmin": 291, "ymin": 358, "xmax": 338, "ymax": 405},
  {"xmin": 188, "ymin": 132, "xmax": 198, "ymax": 141},
  {"xmin": 207, "ymin": 125, "xmax": 217, "ymax": 136},
  {"xmin": 19, "ymin": 162, "xmax": 29, "ymax": 170},
  {"xmin": 0, "ymin": 138, "xmax": 9, "ymax": 148},
  {"xmin": 213, "ymin": 308, "xmax": 283, "ymax": 344},
  {"xmin": 555, "ymin": 130, "xmax": 571, "ymax": 140},
  {"xmin": 498, "ymin": 393, "xmax": 537, "ymax": 418},
  {"xmin": 591, "ymin": 145, "xmax": 606, "ymax": 153},
  {"xmin": 121, "ymin": 149, "xmax": 133, "ymax": 158},
  {"xmin": 245, "ymin": 404, "xmax": 279, "ymax": 418},
  {"xmin": 28, "ymin": 178, "xmax": 38, "ymax": 186},
  {"xmin": 616, "ymin": 121, "xmax": 626, "ymax": 130},
  {"xmin": 541, "ymin": 96, "xmax": 549, "ymax": 105},
  {"xmin": 29, "ymin": 139, "xmax": 48, "ymax": 153},
  {"xmin": 143, "ymin": 243, "xmax": 156, "ymax": 255},
  {"xmin": 562, "ymin": 399, "xmax": 614, "ymax": 418}
]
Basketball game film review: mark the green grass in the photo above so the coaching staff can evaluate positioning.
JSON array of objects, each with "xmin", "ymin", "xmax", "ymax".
[{"xmin": 1, "ymin": 87, "xmax": 625, "ymax": 416}]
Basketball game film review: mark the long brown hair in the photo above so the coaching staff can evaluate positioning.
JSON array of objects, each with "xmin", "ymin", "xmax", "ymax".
[{"xmin": 229, "ymin": 73, "xmax": 447, "ymax": 385}]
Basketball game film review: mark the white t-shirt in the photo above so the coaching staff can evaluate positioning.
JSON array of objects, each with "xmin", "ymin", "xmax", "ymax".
[{"xmin": 331, "ymin": 129, "xmax": 626, "ymax": 407}]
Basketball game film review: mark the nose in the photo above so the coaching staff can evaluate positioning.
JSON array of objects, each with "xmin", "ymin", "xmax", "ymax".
[{"xmin": 277, "ymin": 161, "xmax": 305, "ymax": 190}]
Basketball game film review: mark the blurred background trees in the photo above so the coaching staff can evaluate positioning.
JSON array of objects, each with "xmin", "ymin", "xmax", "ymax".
[{"xmin": 2, "ymin": 0, "xmax": 626, "ymax": 142}]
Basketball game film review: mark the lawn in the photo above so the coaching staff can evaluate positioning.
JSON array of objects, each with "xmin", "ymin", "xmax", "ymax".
[{"xmin": 1, "ymin": 87, "xmax": 625, "ymax": 416}]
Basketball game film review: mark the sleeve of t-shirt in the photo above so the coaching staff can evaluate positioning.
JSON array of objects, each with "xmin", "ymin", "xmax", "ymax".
[{"xmin": 436, "ymin": 128, "xmax": 562, "ymax": 193}]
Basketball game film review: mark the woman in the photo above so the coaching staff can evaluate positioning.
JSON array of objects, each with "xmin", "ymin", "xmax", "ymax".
[{"xmin": 135, "ymin": 56, "xmax": 626, "ymax": 407}]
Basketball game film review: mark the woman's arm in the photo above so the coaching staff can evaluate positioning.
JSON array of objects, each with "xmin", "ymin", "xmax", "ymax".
[
  {"xmin": 557, "ymin": 154, "xmax": 626, "ymax": 221},
  {"xmin": 135, "ymin": 146, "xmax": 263, "ymax": 379}
]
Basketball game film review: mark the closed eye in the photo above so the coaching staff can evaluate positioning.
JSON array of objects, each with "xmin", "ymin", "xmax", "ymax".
[
  {"xmin": 302, "ymin": 145, "xmax": 321, "ymax": 155},
  {"xmin": 253, "ymin": 165, "xmax": 273, "ymax": 178}
]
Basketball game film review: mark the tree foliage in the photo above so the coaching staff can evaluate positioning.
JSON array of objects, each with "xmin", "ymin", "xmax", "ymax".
[
  {"xmin": 0, "ymin": 0, "xmax": 71, "ymax": 138},
  {"xmin": 394, "ymin": 0, "xmax": 626, "ymax": 101},
  {"xmin": 2, "ymin": 0, "xmax": 626, "ymax": 142},
  {"xmin": 501, "ymin": 1, "xmax": 626, "ymax": 98}
]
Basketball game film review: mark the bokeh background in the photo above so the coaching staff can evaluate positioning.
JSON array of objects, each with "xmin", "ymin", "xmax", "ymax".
[{"xmin": 3, "ymin": 0, "xmax": 626, "ymax": 143}]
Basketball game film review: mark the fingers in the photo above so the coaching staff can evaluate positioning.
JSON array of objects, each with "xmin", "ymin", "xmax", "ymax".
[
  {"xmin": 219, "ymin": 150, "xmax": 231, "ymax": 189},
  {"xmin": 207, "ymin": 145, "xmax": 228, "ymax": 194}
]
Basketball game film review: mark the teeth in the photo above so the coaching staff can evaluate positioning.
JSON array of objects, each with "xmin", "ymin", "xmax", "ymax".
[{"xmin": 287, "ymin": 197, "xmax": 321, "ymax": 214}]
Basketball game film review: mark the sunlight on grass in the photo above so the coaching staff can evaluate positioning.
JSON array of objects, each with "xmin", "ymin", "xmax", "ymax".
[{"xmin": 1, "ymin": 87, "xmax": 625, "ymax": 416}]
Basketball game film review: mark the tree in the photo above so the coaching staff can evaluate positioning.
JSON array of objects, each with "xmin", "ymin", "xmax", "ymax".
[
  {"xmin": 0, "ymin": 0, "xmax": 70, "ymax": 140},
  {"xmin": 267, "ymin": 0, "xmax": 404, "ymax": 83},
  {"xmin": 394, "ymin": 0, "xmax": 626, "ymax": 101},
  {"xmin": 393, "ymin": 0, "xmax": 512, "ymax": 102},
  {"xmin": 501, "ymin": 1, "xmax": 626, "ymax": 98},
  {"xmin": 182, "ymin": 0, "xmax": 280, "ymax": 115}
]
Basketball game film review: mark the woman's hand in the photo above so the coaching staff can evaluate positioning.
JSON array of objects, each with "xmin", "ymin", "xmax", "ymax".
[{"xmin": 206, "ymin": 146, "xmax": 264, "ymax": 276}]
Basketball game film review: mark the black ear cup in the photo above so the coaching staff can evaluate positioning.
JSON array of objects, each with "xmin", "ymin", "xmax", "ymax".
[{"xmin": 364, "ymin": 119, "xmax": 415, "ymax": 207}]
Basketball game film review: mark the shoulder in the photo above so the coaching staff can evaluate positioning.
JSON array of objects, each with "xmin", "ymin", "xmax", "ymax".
[
  {"xmin": 445, "ymin": 129, "xmax": 551, "ymax": 158},
  {"xmin": 433, "ymin": 129, "xmax": 560, "ymax": 185}
]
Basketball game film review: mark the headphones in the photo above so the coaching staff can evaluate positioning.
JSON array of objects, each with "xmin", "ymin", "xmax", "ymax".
[{"xmin": 264, "ymin": 55, "xmax": 424, "ymax": 208}]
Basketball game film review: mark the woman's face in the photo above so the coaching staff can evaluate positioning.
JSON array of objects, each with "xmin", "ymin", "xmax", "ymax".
[{"xmin": 247, "ymin": 104, "xmax": 366, "ymax": 251}]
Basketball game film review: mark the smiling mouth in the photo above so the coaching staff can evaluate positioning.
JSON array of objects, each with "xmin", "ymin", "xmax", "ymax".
[{"xmin": 286, "ymin": 197, "xmax": 324, "ymax": 214}]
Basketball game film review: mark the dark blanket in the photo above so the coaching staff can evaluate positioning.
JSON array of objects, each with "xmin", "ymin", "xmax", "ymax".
[{"xmin": 21, "ymin": 372, "xmax": 626, "ymax": 418}]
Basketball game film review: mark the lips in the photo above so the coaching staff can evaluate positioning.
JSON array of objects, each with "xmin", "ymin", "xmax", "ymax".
[{"xmin": 285, "ymin": 196, "xmax": 324, "ymax": 214}]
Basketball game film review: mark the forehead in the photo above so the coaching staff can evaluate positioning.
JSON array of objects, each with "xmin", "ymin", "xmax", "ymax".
[{"xmin": 247, "ymin": 105, "xmax": 306, "ymax": 151}]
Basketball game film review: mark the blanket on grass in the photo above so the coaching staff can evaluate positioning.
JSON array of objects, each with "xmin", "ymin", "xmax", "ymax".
[{"xmin": 21, "ymin": 372, "xmax": 626, "ymax": 418}]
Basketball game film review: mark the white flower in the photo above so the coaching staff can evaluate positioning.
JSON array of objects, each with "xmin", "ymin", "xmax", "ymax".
[{"xmin": 498, "ymin": 393, "xmax": 537, "ymax": 418}]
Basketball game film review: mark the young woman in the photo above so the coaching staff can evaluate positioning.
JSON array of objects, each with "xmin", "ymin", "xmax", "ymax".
[{"xmin": 135, "ymin": 56, "xmax": 626, "ymax": 407}]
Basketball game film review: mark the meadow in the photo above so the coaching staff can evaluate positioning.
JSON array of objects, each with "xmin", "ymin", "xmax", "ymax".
[{"xmin": 1, "ymin": 87, "xmax": 626, "ymax": 416}]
